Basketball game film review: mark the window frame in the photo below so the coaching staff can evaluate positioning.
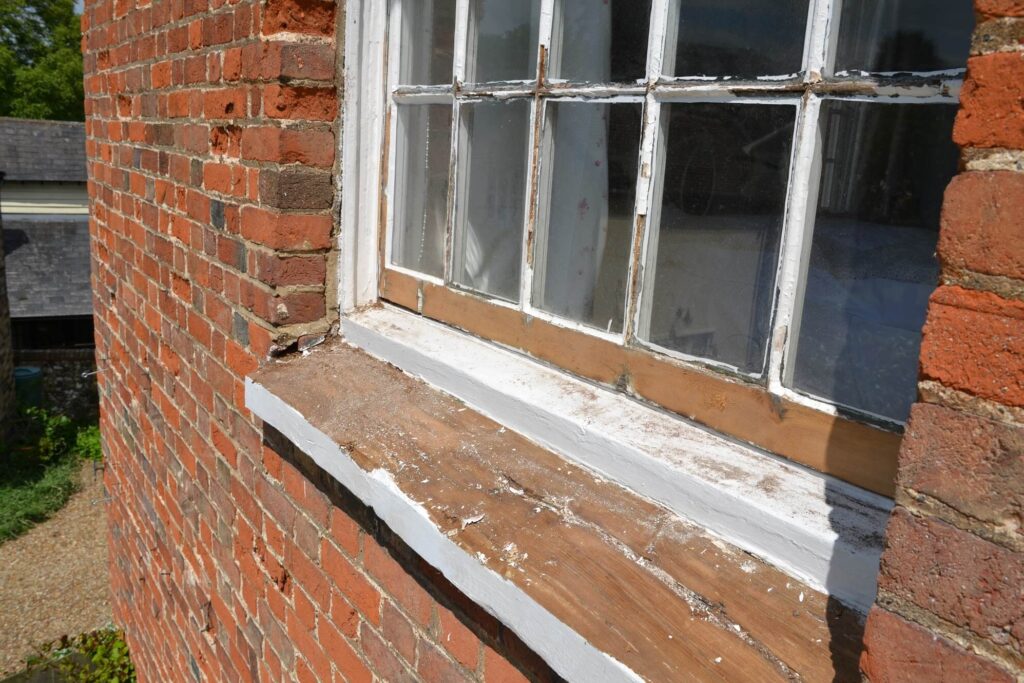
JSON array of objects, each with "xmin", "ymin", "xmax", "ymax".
[{"xmin": 341, "ymin": 0, "xmax": 965, "ymax": 496}]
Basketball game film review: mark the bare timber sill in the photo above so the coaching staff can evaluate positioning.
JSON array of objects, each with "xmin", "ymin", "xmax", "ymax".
[{"xmin": 246, "ymin": 339, "xmax": 869, "ymax": 682}]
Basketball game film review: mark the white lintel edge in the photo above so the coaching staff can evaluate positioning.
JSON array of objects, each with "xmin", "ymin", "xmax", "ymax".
[
  {"xmin": 245, "ymin": 378, "xmax": 642, "ymax": 683},
  {"xmin": 341, "ymin": 305, "xmax": 893, "ymax": 613}
]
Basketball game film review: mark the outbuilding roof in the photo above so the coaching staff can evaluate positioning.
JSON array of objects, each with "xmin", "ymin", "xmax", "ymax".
[
  {"xmin": 3, "ymin": 216, "xmax": 93, "ymax": 318},
  {"xmin": 0, "ymin": 118, "xmax": 87, "ymax": 183}
]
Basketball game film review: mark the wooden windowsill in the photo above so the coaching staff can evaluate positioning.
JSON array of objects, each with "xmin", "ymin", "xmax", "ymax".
[{"xmin": 247, "ymin": 339, "xmax": 873, "ymax": 682}]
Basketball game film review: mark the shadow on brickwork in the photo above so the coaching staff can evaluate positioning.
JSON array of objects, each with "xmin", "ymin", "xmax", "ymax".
[{"xmin": 263, "ymin": 425, "xmax": 566, "ymax": 683}]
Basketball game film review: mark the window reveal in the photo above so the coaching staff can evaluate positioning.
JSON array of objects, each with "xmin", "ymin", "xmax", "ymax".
[{"xmin": 383, "ymin": 0, "xmax": 969, "ymax": 433}]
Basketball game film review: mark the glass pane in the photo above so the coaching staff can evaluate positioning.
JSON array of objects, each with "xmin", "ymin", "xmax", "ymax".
[
  {"xmin": 552, "ymin": 0, "xmax": 652, "ymax": 83},
  {"xmin": 392, "ymin": 104, "xmax": 453, "ymax": 277},
  {"xmin": 468, "ymin": 0, "xmax": 541, "ymax": 83},
  {"xmin": 399, "ymin": 0, "xmax": 457, "ymax": 85},
  {"xmin": 671, "ymin": 0, "xmax": 809, "ymax": 78},
  {"xmin": 454, "ymin": 100, "xmax": 532, "ymax": 301},
  {"xmin": 835, "ymin": 0, "xmax": 974, "ymax": 74},
  {"xmin": 790, "ymin": 102, "xmax": 959, "ymax": 422},
  {"xmin": 645, "ymin": 103, "xmax": 796, "ymax": 373},
  {"xmin": 535, "ymin": 102, "xmax": 642, "ymax": 333}
]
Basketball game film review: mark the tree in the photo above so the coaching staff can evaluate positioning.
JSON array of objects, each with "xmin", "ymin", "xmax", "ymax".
[{"xmin": 0, "ymin": 0, "xmax": 83, "ymax": 120}]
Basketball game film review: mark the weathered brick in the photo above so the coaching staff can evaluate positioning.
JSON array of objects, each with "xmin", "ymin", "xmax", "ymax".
[
  {"xmin": 900, "ymin": 402, "xmax": 1024, "ymax": 529},
  {"xmin": 954, "ymin": 53, "xmax": 1024, "ymax": 149},
  {"xmin": 262, "ymin": 0, "xmax": 336, "ymax": 36},
  {"xmin": 259, "ymin": 167, "xmax": 334, "ymax": 210},
  {"xmin": 861, "ymin": 608, "xmax": 1014, "ymax": 683},
  {"xmin": 939, "ymin": 171, "xmax": 1024, "ymax": 280},
  {"xmin": 920, "ymin": 286, "xmax": 1024, "ymax": 408},
  {"xmin": 263, "ymin": 85, "xmax": 337, "ymax": 122},
  {"xmin": 879, "ymin": 509, "xmax": 1024, "ymax": 653},
  {"xmin": 977, "ymin": 0, "xmax": 1024, "ymax": 18}
]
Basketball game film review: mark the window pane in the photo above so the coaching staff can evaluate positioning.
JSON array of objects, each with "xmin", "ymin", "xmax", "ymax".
[
  {"xmin": 835, "ymin": 0, "xmax": 974, "ymax": 74},
  {"xmin": 399, "ymin": 0, "xmax": 457, "ymax": 85},
  {"xmin": 468, "ymin": 0, "xmax": 541, "ymax": 83},
  {"xmin": 645, "ymin": 103, "xmax": 795, "ymax": 373},
  {"xmin": 453, "ymin": 100, "xmax": 532, "ymax": 301},
  {"xmin": 790, "ymin": 102, "xmax": 959, "ymax": 422},
  {"xmin": 535, "ymin": 102, "xmax": 642, "ymax": 333},
  {"xmin": 551, "ymin": 0, "xmax": 652, "ymax": 83},
  {"xmin": 392, "ymin": 104, "xmax": 453, "ymax": 277},
  {"xmin": 671, "ymin": 0, "xmax": 809, "ymax": 78}
]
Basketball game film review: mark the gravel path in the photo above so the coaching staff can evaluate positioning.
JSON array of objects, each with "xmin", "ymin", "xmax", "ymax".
[{"xmin": 0, "ymin": 461, "xmax": 112, "ymax": 676}]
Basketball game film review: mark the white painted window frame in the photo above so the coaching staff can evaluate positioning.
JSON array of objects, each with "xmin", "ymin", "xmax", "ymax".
[{"xmin": 342, "ymin": 0, "xmax": 964, "ymax": 430}]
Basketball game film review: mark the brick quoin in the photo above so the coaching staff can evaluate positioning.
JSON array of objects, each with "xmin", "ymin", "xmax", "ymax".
[
  {"xmin": 862, "ymin": 0, "xmax": 1024, "ymax": 679},
  {"xmin": 80, "ymin": 0, "xmax": 552, "ymax": 676}
]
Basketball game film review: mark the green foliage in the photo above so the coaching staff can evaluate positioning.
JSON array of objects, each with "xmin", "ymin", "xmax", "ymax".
[
  {"xmin": 26, "ymin": 628, "xmax": 136, "ymax": 682},
  {"xmin": 75, "ymin": 424, "xmax": 103, "ymax": 462},
  {"xmin": 0, "ymin": 0, "xmax": 84, "ymax": 120},
  {"xmin": 0, "ymin": 408, "xmax": 102, "ymax": 542}
]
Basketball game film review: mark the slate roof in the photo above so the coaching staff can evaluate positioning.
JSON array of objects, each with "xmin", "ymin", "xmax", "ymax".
[
  {"xmin": 3, "ymin": 216, "xmax": 93, "ymax": 318},
  {"xmin": 0, "ymin": 118, "xmax": 87, "ymax": 183}
]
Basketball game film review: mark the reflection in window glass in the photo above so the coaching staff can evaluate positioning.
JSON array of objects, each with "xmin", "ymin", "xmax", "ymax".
[
  {"xmin": 835, "ymin": 0, "xmax": 974, "ymax": 74},
  {"xmin": 469, "ymin": 0, "xmax": 541, "ymax": 83},
  {"xmin": 552, "ymin": 0, "xmax": 652, "ymax": 83},
  {"xmin": 454, "ymin": 100, "xmax": 532, "ymax": 301},
  {"xmin": 399, "ymin": 0, "xmax": 457, "ymax": 85},
  {"xmin": 646, "ymin": 103, "xmax": 795, "ymax": 372},
  {"xmin": 671, "ymin": 0, "xmax": 809, "ymax": 78},
  {"xmin": 790, "ymin": 102, "xmax": 959, "ymax": 422},
  {"xmin": 392, "ymin": 104, "xmax": 453, "ymax": 277},
  {"xmin": 535, "ymin": 102, "xmax": 642, "ymax": 332}
]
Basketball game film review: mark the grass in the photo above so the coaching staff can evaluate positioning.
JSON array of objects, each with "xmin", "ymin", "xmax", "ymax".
[
  {"xmin": 0, "ymin": 628, "xmax": 136, "ymax": 683},
  {"xmin": 0, "ymin": 409, "xmax": 100, "ymax": 544}
]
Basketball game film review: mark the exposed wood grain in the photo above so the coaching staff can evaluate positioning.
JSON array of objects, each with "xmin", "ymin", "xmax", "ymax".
[
  {"xmin": 255, "ymin": 341, "xmax": 868, "ymax": 681},
  {"xmin": 380, "ymin": 269, "xmax": 899, "ymax": 497}
]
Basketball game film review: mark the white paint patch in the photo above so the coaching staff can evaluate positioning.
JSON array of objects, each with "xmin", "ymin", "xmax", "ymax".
[
  {"xmin": 342, "ymin": 306, "xmax": 892, "ymax": 612},
  {"xmin": 245, "ymin": 379, "xmax": 643, "ymax": 683}
]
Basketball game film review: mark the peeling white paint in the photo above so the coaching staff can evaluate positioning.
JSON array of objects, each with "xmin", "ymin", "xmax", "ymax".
[
  {"xmin": 245, "ymin": 379, "xmax": 643, "ymax": 683},
  {"xmin": 343, "ymin": 305, "xmax": 892, "ymax": 613}
]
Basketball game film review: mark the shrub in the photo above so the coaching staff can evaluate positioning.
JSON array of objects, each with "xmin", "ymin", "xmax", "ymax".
[{"xmin": 26, "ymin": 628, "xmax": 136, "ymax": 682}]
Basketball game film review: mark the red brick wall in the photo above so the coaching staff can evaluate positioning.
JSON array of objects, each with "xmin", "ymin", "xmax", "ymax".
[
  {"xmin": 80, "ymin": 0, "xmax": 549, "ymax": 678},
  {"xmin": 860, "ymin": 4, "xmax": 1024, "ymax": 681}
]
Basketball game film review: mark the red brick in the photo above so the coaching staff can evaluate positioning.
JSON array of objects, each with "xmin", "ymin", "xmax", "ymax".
[
  {"xmin": 861, "ymin": 608, "xmax": 1014, "ymax": 683},
  {"xmin": 263, "ymin": 85, "xmax": 337, "ymax": 122},
  {"xmin": 879, "ymin": 509, "xmax": 1024, "ymax": 652},
  {"xmin": 239, "ymin": 206, "xmax": 333, "ymax": 250},
  {"xmin": 262, "ymin": 0, "xmax": 336, "ymax": 36},
  {"xmin": 977, "ymin": 0, "xmax": 1024, "ymax": 18},
  {"xmin": 364, "ymin": 542, "xmax": 433, "ymax": 627},
  {"xmin": 254, "ymin": 252, "xmax": 327, "ymax": 287},
  {"xmin": 203, "ymin": 87, "xmax": 247, "ymax": 119},
  {"xmin": 920, "ymin": 286, "xmax": 1024, "ymax": 407},
  {"xmin": 900, "ymin": 402, "xmax": 1024, "ymax": 528},
  {"xmin": 438, "ymin": 605, "xmax": 480, "ymax": 671},
  {"xmin": 321, "ymin": 540, "xmax": 381, "ymax": 623},
  {"xmin": 954, "ymin": 53, "xmax": 1024, "ymax": 149},
  {"xmin": 483, "ymin": 646, "xmax": 530, "ymax": 683},
  {"xmin": 940, "ymin": 172, "xmax": 1024, "ymax": 280},
  {"xmin": 381, "ymin": 600, "xmax": 417, "ymax": 666},
  {"xmin": 418, "ymin": 640, "xmax": 474, "ymax": 683}
]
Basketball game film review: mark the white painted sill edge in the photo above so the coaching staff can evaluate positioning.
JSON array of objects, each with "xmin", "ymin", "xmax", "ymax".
[{"xmin": 339, "ymin": 305, "xmax": 892, "ymax": 613}]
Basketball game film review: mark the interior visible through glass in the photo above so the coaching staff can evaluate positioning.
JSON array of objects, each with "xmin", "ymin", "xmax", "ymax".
[
  {"xmin": 834, "ymin": 0, "xmax": 974, "ymax": 74},
  {"xmin": 399, "ymin": 0, "xmax": 457, "ymax": 85},
  {"xmin": 551, "ymin": 0, "xmax": 652, "ymax": 83},
  {"xmin": 790, "ymin": 102, "xmax": 958, "ymax": 422},
  {"xmin": 670, "ymin": 0, "xmax": 810, "ymax": 78},
  {"xmin": 645, "ymin": 103, "xmax": 796, "ymax": 373},
  {"xmin": 453, "ymin": 100, "xmax": 532, "ymax": 301},
  {"xmin": 468, "ymin": 0, "xmax": 541, "ymax": 83},
  {"xmin": 534, "ymin": 102, "xmax": 642, "ymax": 333},
  {"xmin": 392, "ymin": 104, "xmax": 453, "ymax": 278}
]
